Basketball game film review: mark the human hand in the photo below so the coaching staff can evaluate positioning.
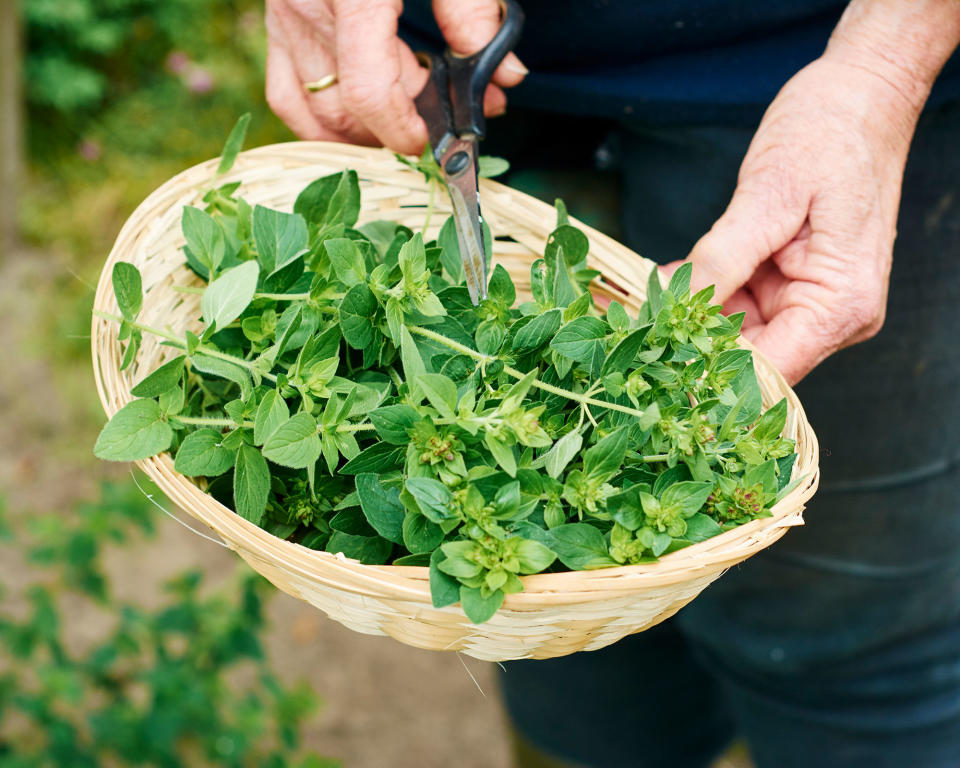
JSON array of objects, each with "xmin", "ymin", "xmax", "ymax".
[
  {"xmin": 670, "ymin": 53, "xmax": 928, "ymax": 385},
  {"xmin": 667, "ymin": 0, "xmax": 960, "ymax": 384},
  {"xmin": 264, "ymin": 0, "xmax": 528, "ymax": 154}
]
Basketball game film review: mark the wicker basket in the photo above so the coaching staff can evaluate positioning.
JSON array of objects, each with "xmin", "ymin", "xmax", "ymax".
[{"xmin": 92, "ymin": 142, "xmax": 819, "ymax": 662}]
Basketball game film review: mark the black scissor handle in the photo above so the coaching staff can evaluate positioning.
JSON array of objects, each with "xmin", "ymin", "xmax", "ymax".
[
  {"xmin": 445, "ymin": 0, "xmax": 525, "ymax": 140},
  {"xmin": 413, "ymin": 51, "xmax": 453, "ymax": 154}
]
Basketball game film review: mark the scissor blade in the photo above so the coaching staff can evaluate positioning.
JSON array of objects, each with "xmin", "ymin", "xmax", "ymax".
[{"xmin": 439, "ymin": 138, "xmax": 487, "ymax": 306}]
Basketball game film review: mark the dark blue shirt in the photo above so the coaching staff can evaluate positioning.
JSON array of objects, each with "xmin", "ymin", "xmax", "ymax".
[{"xmin": 400, "ymin": 1, "xmax": 960, "ymax": 123}]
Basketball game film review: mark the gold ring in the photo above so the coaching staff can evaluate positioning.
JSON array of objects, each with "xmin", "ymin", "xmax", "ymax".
[{"xmin": 303, "ymin": 74, "xmax": 338, "ymax": 93}]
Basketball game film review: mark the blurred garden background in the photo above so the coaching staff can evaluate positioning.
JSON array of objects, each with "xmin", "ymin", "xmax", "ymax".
[{"xmin": 1, "ymin": 1, "xmax": 750, "ymax": 766}]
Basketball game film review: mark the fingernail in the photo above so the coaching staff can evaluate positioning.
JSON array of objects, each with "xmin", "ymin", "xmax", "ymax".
[{"xmin": 502, "ymin": 59, "xmax": 529, "ymax": 76}]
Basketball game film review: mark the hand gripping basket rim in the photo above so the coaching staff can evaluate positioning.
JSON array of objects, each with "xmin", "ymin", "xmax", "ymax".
[{"xmin": 91, "ymin": 141, "xmax": 820, "ymax": 662}]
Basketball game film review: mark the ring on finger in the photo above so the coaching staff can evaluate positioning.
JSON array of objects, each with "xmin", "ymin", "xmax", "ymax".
[{"xmin": 303, "ymin": 74, "xmax": 338, "ymax": 93}]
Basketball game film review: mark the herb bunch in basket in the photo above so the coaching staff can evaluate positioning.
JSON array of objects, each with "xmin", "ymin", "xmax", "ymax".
[{"xmin": 94, "ymin": 134, "xmax": 798, "ymax": 624}]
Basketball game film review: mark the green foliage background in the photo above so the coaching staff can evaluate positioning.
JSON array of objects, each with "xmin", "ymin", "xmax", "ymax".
[
  {"xmin": 0, "ymin": 482, "xmax": 334, "ymax": 767},
  {"xmin": 22, "ymin": 0, "xmax": 293, "ymax": 260}
]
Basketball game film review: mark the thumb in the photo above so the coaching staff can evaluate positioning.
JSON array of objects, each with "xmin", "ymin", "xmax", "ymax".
[
  {"xmin": 432, "ymin": 0, "xmax": 529, "ymax": 88},
  {"xmin": 686, "ymin": 184, "xmax": 805, "ymax": 303}
]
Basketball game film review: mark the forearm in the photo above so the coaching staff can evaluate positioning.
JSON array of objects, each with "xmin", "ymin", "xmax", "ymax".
[{"xmin": 825, "ymin": 0, "xmax": 960, "ymax": 118}]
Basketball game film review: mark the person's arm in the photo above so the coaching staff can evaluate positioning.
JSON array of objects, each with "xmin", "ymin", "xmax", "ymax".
[
  {"xmin": 682, "ymin": 0, "xmax": 960, "ymax": 384},
  {"xmin": 264, "ymin": 0, "xmax": 527, "ymax": 155}
]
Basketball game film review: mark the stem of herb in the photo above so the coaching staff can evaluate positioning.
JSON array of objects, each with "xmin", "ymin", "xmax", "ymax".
[
  {"xmin": 336, "ymin": 422, "xmax": 376, "ymax": 433},
  {"xmin": 407, "ymin": 324, "xmax": 652, "ymax": 420},
  {"xmin": 387, "ymin": 366, "xmax": 404, "ymax": 392},
  {"xmin": 94, "ymin": 310, "xmax": 184, "ymax": 345},
  {"xmin": 640, "ymin": 454, "xmax": 670, "ymax": 463},
  {"xmin": 583, "ymin": 403, "xmax": 598, "ymax": 428},
  {"xmin": 176, "ymin": 416, "xmax": 247, "ymax": 428},
  {"xmin": 192, "ymin": 349, "xmax": 278, "ymax": 383},
  {"xmin": 422, "ymin": 178, "xmax": 436, "ymax": 236},
  {"xmin": 257, "ymin": 291, "xmax": 311, "ymax": 301},
  {"xmin": 172, "ymin": 285, "xmax": 315, "ymax": 302},
  {"xmin": 94, "ymin": 310, "xmax": 277, "ymax": 383},
  {"xmin": 176, "ymin": 414, "xmax": 374, "ymax": 435}
]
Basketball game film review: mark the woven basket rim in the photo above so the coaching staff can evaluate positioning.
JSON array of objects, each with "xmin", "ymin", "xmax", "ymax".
[{"xmin": 91, "ymin": 140, "xmax": 820, "ymax": 611}]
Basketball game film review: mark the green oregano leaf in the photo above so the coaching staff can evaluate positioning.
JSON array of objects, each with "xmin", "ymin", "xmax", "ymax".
[
  {"xmin": 368, "ymin": 404, "xmax": 420, "ymax": 444},
  {"xmin": 94, "ymin": 399, "xmax": 173, "ymax": 462},
  {"xmin": 429, "ymin": 548, "xmax": 461, "ymax": 608},
  {"xmin": 405, "ymin": 477, "xmax": 455, "ymax": 523},
  {"xmin": 216, "ymin": 112, "xmax": 251, "ymax": 175},
  {"xmin": 485, "ymin": 432, "xmax": 517, "ymax": 477},
  {"xmin": 201, "ymin": 260, "xmax": 259, "ymax": 330},
  {"xmin": 252, "ymin": 205, "xmax": 309, "ymax": 275},
  {"xmin": 355, "ymin": 473, "xmax": 405, "ymax": 545},
  {"xmin": 646, "ymin": 266, "xmax": 663, "ymax": 316},
  {"xmin": 668, "ymin": 262, "xmax": 692, "ymax": 297},
  {"xmin": 601, "ymin": 328, "xmax": 647, "ymax": 375},
  {"xmin": 550, "ymin": 316, "xmax": 607, "ymax": 362},
  {"xmin": 182, "ymin": 206, "xmax": 226, "ymax": 276},
  {"xmin": 487, "ymin": 263, "xmax": 516, "ymax": 307},
  {"xmin": 325, "ymin": 238, "xmax": 367, "ymax": 286},
  {"xmin": 583, "ymin": 427, "xmax": 629, "ymax": 482},
  {"xmin": 459, "ymin": 585, "xmax": 504, "ymax": 624},
  {"xmin": 546, "ymin": 523, "xmax": 618, "ymax": 570},
  {"xmin": 660, "ymin": 481, "xmax": 714, "ymax": 517},
  {"xmin": 541, "ymin": 429, "xmax": 583, "ymax": 479},
  {"xmin": 402, "ymin": 511, "xmax": 443, "ymax": 554},
  {"xmin": 112, "ymin": 262, "xmax": 142, "ymax": 322},
  {"xmin": 174, "ymin": 428, "xmax": 237, "ymax": 477},
  {"xmin": 753, "ymin": 398, "xmax": 788, "ymax": 442},
  {"xmin": 253, "ymin": 390, "xmax": 290, "ymax": 446},
  {"xmin": 262, "ymin": 412, "xmax": 321, "ymax": 469},
  {"xmin": 418, "ymin": 373, "xmax": 457, "ymax": 419},
  {"xmin": 513, "ymin": 308, "xmax": 562, "ymax": 351},
  {"xmin": 546, "ymin": 225, "xmax": 589, "ymax": 268},
  {"xmin": 514, "ymin": 538, "xmax": 557, "ymax": 573},
  {"xmin": 190, "ymin": 354, "xmax": 253, "ymax": 402},
  {"xmin": 233, "ymin": 443, "xmax": 270, "ymax": 525},
  {"xmin": 323, "ymin": 170, "xmax": 362, "ymax": 229},
  {"xmin": 340, "ymin": 442, "xmax": 405, "ymax": 474},
  {"xmin": 683, "ymin": 513, "xmax": 724, "ymax": 543},
  {"xmin": 606, "ymin": 300, "xmax": 630, "ymax": 333},
  {"xmin": 130, "ymin": 355, "xmax": 185, "ymax": 398},
  {"xmin": 339, "ymin": 283, "xmax": 378, "ymax": 349},
  {"xmin": 326, "ymin": 531, "xmax": 392, "ymax": 564},
  {"xmin": 477, "ymin": 156, "xmax": 510, "ymax": 178}
]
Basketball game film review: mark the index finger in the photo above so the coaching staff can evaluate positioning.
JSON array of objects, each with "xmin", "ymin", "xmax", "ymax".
[
  {"xmin": 433, "ymin": 0, "xmax": 529, "ymax": 89},
  {"xmin": 333, "ymin": 0, "xmax": 429, "ymax": 154}
]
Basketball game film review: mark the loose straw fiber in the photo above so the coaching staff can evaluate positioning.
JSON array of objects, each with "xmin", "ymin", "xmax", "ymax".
[{"xmin": 92, "ymin": 142, "xmax": 819, "ymax": 662}]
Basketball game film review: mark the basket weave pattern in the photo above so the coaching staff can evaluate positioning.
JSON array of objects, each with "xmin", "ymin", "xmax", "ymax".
[{"xmin": 92, "ymin": 143, "xmax": 819, "ymax": 661}]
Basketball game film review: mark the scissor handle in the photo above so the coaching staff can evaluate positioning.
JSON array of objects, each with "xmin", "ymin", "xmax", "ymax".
[
  {"xmin": 445, "ymin": 0, "xmax": 524, "ymax": 140},
  {"xmin": 413, "ymin": 52, "xmax": 453, "ymax": 154}
]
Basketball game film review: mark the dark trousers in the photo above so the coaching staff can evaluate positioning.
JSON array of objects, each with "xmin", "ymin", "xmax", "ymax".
[{"xmin": 492, "ymin": 101, "xmax": 960, "ymax": 768}]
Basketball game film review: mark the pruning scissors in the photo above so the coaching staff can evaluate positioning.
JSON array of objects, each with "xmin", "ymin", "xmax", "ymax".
[{"xmin": 414, "ymin": 0, "xmax": 525, "ymax": 306}]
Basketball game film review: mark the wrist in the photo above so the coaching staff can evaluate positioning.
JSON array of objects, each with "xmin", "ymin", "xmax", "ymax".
[{"xmin": 823, "ymin": 0, "xmax": 960, "ymax": 116}]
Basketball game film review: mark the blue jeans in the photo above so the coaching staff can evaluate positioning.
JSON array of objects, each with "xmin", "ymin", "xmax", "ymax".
[{"xmin": 495, "ymin": 101, "xmax": 960, "ymax": 768}]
